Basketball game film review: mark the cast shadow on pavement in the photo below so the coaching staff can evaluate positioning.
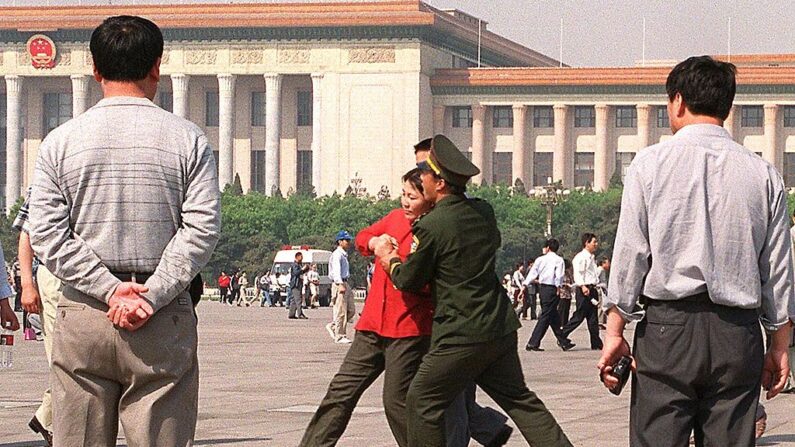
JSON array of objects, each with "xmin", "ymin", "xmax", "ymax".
[{"xmin": 757, "ymin": 434, "xmax": 795, "ymax": 446}]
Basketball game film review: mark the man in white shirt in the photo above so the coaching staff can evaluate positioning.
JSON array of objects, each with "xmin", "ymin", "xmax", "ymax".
[
  {"xmin": 599, "ymin": 56, "xmax": 794, "ymax": 447},
  {"xmin": 560, "ymin": 233, "xmax": 602, "ymax": 350},
  {"xmin": 307, "ymin": 264, "xmax": 320, "ymax": 308},
  {"xmin": 523, "ymin": 239, "xmax": 574, "ymax": 351},
  {"xmin": 327, "ymin": 230, "xmax": 355, "ymax": 344}
]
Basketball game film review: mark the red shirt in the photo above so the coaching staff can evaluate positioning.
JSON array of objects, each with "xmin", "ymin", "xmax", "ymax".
[
  {"xmin": 218, "ymin": 275, "xmax": 231, "ymax": 288},
  {"xmin": 355, "ymin": 209, "xmax": 434, "ymax": 338}
]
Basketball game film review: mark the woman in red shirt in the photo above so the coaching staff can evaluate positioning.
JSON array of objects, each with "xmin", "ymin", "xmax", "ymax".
[{"xmin": 300, "ymin": 168, "xmax": 434, "ymax": 447}]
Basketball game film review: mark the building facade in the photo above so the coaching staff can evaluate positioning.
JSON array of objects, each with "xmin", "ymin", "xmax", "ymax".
[{"xmin": 1, "ymin": 1, "xmax": 794, "ymax": 211}]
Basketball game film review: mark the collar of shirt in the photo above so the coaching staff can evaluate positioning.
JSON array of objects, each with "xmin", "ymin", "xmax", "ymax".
[
  {"xmin": 95, "ymin": 96, "xmax": 158, "ymax": 109},
  {"xmin": 670, "ymin": 123, "xmax": 731, "ymax": 141}
]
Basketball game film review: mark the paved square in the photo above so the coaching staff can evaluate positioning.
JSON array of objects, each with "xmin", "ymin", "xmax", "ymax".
[{"xmin": 1, "ymin": 302, "xmax": 793, "ymax": 446}]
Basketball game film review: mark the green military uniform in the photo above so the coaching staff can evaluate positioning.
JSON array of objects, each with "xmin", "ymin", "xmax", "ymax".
[{"xmin": 387, "ymin": 135, "xmax": 572, "ymax": 447}]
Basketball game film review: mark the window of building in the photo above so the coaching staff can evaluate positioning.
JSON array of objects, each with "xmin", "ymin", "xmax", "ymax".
[
  {"xmin": 297, "ymin": 150, "xmax": 313, "ymax": 190},
  {"xmin": 615, "ymin": 106, "xmax": 637, "ymax": 128},
  {"xmin": 251, "ymin": 92, "xmax": 266, "ymax": 127},
  {"xmin": 574, "ymin": 153, "xmax": 595, "ymax": 187},
  {"xmin": 251, "ymin": 151, "xmax": 267, "ymax": 193},
  {"xmin": 533, "ymin": 153, "xmax": 553, "ymax": 186},
  {"xmin": 205, "ymin": 91, "xmax": 219, "ymax": 127},
  {"xmin": 491, "ymin": 152, "xmax": 512, "ymax": 185},
  {"xmin": 783, "ymin": 106, "xmax": 795, "ymax": 128},
  {"xmin": 43, "ymin": 92, "xmax": 72, "ymax": 136},
  {"xmin": 533, "ymin": 106, "xmax": 553, "ymax": 128},
  {"xmin": 615, "ymin": 152, "xmax": 635, "ymax": 184},
  {"xmin": 656, "ymin": 106, "xmax": 669, "ymax": 128},
  {"xmin": 297, "ymin": 91, "xmax": 313, "ymax": 127},
  {"xmin": 451, "ymin": 107, "xmax": 473, "ymax": 128},
  {"xmin": 741, "ymin": 105, "xmax": 763, "ymax": 127},
  {"xmin": 158, "ymin": 92, "xmax": 173, "ymax": 113},
  {"xmin": 492, "ymin": 106, "xmax": 513, "ymax": 128},
  {"xmin": 785, "ymin": 153, "xmax": 795, "ymax": 187},
  {"xmin": 574, "ymin": 106, "xmax": 595, "ymax": 128}
]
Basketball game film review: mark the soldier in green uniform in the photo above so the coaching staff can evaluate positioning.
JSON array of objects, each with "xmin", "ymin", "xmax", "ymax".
[{"xmin": 374, "ymin": 135, "xmax": 571, "ymax": 447}]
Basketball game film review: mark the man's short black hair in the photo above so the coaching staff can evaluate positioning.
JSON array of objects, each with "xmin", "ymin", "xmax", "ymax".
[
  {"xmin": 665, "ymin": 56, "xmax": 737, "ymax": 120},
  {"xmin": 545, "ymin": 238, "xmax": 560, "ymax": 253},
  {"xmin": 295, "ymin": 252, "xmax": 303, "ymax": 259},
  {"xmin": 90, "ymin": 15, "xmax": 163, "ymax": 82},
  {"xmin": 414, "ymin": 138, "xmax": 432, "ymax": 153},
  {"xmin": 599, "ymin": 256, "xmax": 610, "ymax": 266},
  {"xmin": 581, "ymin": 233, "xmax": 597, "ymax": 248}
]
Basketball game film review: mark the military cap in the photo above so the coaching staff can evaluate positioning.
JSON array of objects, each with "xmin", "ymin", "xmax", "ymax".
[{"xmin": 417, "ymin": 134, "xmax": 480, "ymax": 187}]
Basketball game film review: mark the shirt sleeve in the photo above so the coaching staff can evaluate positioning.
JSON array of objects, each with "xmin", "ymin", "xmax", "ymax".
[
  {"xmin": 604, "ymin": 164, "xmax": 650, "ymax": 322},
  {"xmin": 572, "ymin": 254, "xmax": 586, "ymax": 286},
  {"xmin": 758, "ymin": 178, "xmax": 795, "ymax": 330},
  {"xmin": 388, "ymin": 225, "xmax": 435, "ymax": 294},
  {"xmin": 554, "ymin": 258, "xmax": 564, "ymax": 288},
  {"xmin": 329, "ymin": 250, "xmax": 342, "ymax": 283},
  {"xmin": 356, "ymin": 211, "xmax": 392, "ymax": 257},
  {"xmin": 524, "ymin": 262, "xmax": 540, "ymax": 285},
  {"xmin": 142, "ymin": 133, "xmax": 221, "ymax": 312},
  {"xmin": 12, "ymin": 187, "xmax": 32, "ymax": 233},
  {"xmin": 29, "ymin": 137, "xmax": 122, "ymax": 303}
]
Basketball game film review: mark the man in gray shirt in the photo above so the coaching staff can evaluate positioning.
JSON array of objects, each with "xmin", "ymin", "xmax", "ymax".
[
  {"xmin": 28, "ymin": 16, "xmax": 220, "ymax": 446},
  {"xmin": 599, "ymin": 56, "xmax": 794, "ymax": 447}
]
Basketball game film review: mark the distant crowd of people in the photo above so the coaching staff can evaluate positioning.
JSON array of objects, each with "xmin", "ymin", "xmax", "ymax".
[{"xmin": 502, "ymin": 239, "xmax": 611, "ymax": 352}]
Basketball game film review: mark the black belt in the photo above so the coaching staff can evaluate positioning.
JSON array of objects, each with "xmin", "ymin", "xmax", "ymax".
[
  {"xmin": 111, "ymin": 271, "xmax": 154, "ymax": 283},
  {"xmin": 538, "ymin": 284, "xmax": 558, "ymax": 288}
]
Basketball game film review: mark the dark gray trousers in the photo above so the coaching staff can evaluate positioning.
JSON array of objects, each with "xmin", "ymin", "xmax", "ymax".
[
  {"xmin": 526, "ymin": 284, "xmax": 568, "ymax": 349},
  {"xmin": 445, "ymin": 383, "xmax": 510, "ymax": 447},
  {"xmin": 630, "ymin": 294, "xmax": 764, "ymax": 447},
  {"xmin": 288, "ymin": 288, "xmax": 305, "ymax": 318},
  {"xmin": 300, "ymin": 331, "xmax": 430, "ymax": 447}
]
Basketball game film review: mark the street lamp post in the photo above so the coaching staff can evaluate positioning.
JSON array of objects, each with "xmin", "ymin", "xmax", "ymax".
[{"xmin": 533, "ymin": 178, "xmax": 570, "ymax": 238}]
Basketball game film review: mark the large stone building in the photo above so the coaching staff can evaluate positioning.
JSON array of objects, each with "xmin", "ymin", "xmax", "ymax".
[{"xmin": 1, "ymin": 1, "xmax": 794, "ymax": 210}]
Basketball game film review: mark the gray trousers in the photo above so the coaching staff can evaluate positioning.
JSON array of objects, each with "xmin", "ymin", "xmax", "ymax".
[
  {"xmin": 52, "ymin": 286, "xmax": 199, "ymax": 447},
  {"xmin": 630, "ymin": 294, "xmax": 764, "ymax": 447},
  {"xmin": 289, "ymin": 287, "xmax": 305, "ymax": 318}
]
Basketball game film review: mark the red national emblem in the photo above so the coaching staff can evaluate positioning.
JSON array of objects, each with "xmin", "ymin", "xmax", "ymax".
[{"xmin": 26, "ymin": 34, "xmax": 57, "ymax": 69}]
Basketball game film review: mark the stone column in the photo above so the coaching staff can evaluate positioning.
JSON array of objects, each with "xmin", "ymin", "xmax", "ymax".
[
  {"xmin": 264, "ymin": 73, "xmax": 283, "ymax": 196},
  {"xmin": 636, "ymin": 103, "xmax": 651, "ymax": 150},
  {"xmin": 724, "ymin": 105, "xmax": 737, "ymax": 139},
  {"xmin": 311, "ymin": 73, "xmax": 323, "ymax": 194},
  {"xmin": 171, "ymin": 73, "xmax": 190, "ymax": 119},
  {"xmin": 552, "ymin": 104, "xmax": 572, "ymax": 187},
  {"xmin": 764, "ymin": 104, "xmax": 781, "ymax": 172},
  {"xmin": 70, "ymin": 74, "xmax": 91, "ymax": 117},
  {"xmin": 433, "ymin": 105, "xmax": 445, "ymax": 135},
  {"xmin": 5, "ymin": 75, "xmax": 22, "ymax": 210},
  {"xmin": 217, "ymin": 74, "xmax": 236, "ymax": 188},
  {"xmin": 511, "ymin": 104, "xmax": 528, "ymax": 188},
  {"xmin": 471, "ymin": 104, "xmax": 486, "ymax": 184},
  {"xmin": 593, "ymin": 104, "xmax": 612, "ymax": 192}
]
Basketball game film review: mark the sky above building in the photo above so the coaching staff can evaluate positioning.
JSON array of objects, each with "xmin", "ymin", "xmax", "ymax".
[{"xmin": 2, "ymin": 0, "xmax": 794, "ymax": 67}]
